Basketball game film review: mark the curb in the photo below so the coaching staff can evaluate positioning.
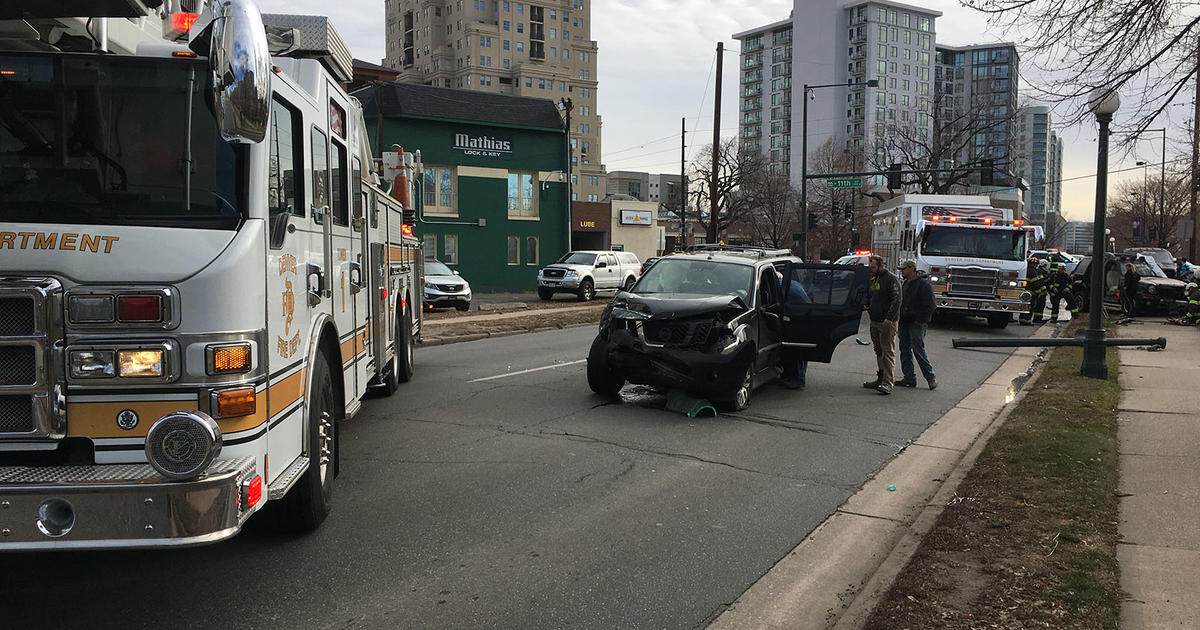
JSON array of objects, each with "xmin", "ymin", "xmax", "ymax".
[{"xmin": 708, "ymin": 321, "xmax": 1064, "ymax": 630}]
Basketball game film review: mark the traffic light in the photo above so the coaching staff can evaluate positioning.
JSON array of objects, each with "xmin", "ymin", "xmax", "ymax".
[
  {"xmin": 845, "ymin": 205, "xmax": 854, "ymax": 220},
  {"xmin": 980, "ymin": 159, "xmax": 995, "ymax": 186},
  {"xmin": 808, "ymin": 213, "xmax": 819, "ymax": 229},
  {"xmin": 887, "ymin": 164, "xmax": 902, "ymax": 191},
  {"xmin": 851, "ymin": 230, "xmax": 861, "ymax": 247}
]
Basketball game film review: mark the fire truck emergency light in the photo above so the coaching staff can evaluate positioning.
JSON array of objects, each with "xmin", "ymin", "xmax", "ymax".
[
  {"xmin": 401, "ymin": 224, "xmax": 414, "ymax": 236},
  {"xmin": 165, "ymin": 12, "xmax": 199, "ymax": 40}
]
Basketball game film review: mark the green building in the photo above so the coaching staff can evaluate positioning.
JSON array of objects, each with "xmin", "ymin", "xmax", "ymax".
[{"xmin": 357, "ymin": 83, "xmax": 569, "ymax": 292}]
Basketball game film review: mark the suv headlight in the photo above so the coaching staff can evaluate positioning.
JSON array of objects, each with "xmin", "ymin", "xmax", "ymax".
[
  {"xmin": 565, "ymin": 270, "xmax": 578, "ymax": 278},
  {"xmin": 717, "ymin": 324, "xmax": 748, "ymax": 354},
  {"xmin": 1146, "ymin": 284, "xmax": 1157, "ymax": 294}
]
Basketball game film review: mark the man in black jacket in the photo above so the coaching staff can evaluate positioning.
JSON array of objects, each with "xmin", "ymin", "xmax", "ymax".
[
  {"xmin": 863, "ymin": 255, "xmax": 901, "ymax": 395},
  {"xmin": 1122, "ymin": 261, "xmax": 1141, "ymax": 317},
  {"xmin": 895, "ymin": 260, "xmax": 937, "ymax": 390}
]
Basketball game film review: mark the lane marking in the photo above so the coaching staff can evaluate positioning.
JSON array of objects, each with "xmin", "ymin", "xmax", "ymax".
[{"xmin": 469, "ymin": 359, "xmax": 587, "ymax": 383}]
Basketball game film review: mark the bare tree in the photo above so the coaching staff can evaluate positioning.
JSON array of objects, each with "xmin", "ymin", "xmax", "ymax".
[
  {"xmin": 805, "ymin": 139, "xmax": 869, "ymax": 259},
  {"xmin": 1107, "ymin": 169, "xmax": 1194, "ymax": 252},
  {"xmin": 738, "ymin": 164, "xmax": 797, "ymax": 248},
  {"xmin": 962, "ymin": 0, "xmax": 1200, "ymax": 135},
  {"xmin": 688, "ymin": 139, "xmax": 760, "ymax": 243},
  {"xmin": 865, "ymin": 105, "xmax": 1017, "ymax": 194}
]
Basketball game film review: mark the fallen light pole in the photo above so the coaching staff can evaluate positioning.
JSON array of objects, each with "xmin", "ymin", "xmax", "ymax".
[{"xmin": 952, "ymin": 335, "xmax": 1166, "ymax": 350}]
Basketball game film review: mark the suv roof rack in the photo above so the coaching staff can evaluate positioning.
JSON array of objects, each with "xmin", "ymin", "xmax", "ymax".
[{"xmin": 682, "ymin": 244, "xmax": 793, "ymax": 259}]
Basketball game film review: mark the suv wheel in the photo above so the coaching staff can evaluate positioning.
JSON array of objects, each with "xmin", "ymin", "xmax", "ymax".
[
  {"xmin": 578, "ymin": 278, "xmax": 595, "ymax": 302},
  {"xmin": 622, "ymin": 277, "xmax": 636, "ymax": 291},
  {"xmin": 721, "ymin": 362, "xmax": 754, "ymax": 412},
  {"xmin": 586, "ymin": 335, "xmax": 624, "ymax": 396}
]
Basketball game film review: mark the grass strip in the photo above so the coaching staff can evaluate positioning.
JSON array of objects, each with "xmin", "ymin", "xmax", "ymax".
[{"xmin": 864, "ymin": 323, "xmax": 1122, "ymax": 629}]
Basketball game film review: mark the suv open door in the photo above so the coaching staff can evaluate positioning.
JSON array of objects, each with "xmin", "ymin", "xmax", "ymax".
[{"xmin": 779, "ymin": 263, "xmax": 870, "ymax": 362}]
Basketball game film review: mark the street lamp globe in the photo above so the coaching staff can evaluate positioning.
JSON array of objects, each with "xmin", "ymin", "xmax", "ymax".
[{"xmin": 1087, "ymin": 87, "xmax": 1121, "ymax": 116}]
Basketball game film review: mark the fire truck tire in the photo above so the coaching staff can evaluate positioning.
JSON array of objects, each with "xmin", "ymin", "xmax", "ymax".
[
  {"xmin": 396, "ymin": 301, "xmax": 415, "ymax": 383},
  {"xmin": 270, "ymin": 352, "xmax": 336, "ymax": 533},
  {"xmin": 986, "ymin": 313, "xmax": 1010, "ymax": 329}
]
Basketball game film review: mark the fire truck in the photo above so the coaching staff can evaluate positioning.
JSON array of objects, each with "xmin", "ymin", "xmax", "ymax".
[
  {"xmin": 0, "ymin": 0, "xmax": 423, "ymax": 549},
  {"xmin": 871, "ymin": 195, "xmax": 1042, "ymax": 328}
]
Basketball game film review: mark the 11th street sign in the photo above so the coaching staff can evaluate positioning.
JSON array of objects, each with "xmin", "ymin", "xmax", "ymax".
[{"xmin": 828, "ymin": 178, "xmax": 862, "ymax": 188}]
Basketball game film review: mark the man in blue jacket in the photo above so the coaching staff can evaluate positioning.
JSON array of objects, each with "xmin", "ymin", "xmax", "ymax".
[
  {"xmin": 895, "ymin": 260, "xmax": 937, "ymax": 390},
  {"xmin": 863, "ymin": 255, "xmax": 901, "ymax": 395}
]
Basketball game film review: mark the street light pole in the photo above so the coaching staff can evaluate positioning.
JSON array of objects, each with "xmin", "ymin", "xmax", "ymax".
[
  {"xmin": 1082, "ymin": 88, "xmax": 1120, "ymax": 379},
  {"xmin": 799, "ymin": 79, "xmax": 877, "ymax": 261},
  {"xmin": 1158, "ymin": 128, "xmax": 1168, "ymax": 248}
]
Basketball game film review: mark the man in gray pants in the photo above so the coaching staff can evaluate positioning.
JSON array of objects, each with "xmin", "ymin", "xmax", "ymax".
[{"xmin": 862, "ymin": 255, "xmax": 900, "ymax": 395}]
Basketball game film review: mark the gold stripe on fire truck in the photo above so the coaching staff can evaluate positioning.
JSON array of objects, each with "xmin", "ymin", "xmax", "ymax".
[{"xmin": 67, "ymin": 393, "xmax": 268, "ymax": 439}]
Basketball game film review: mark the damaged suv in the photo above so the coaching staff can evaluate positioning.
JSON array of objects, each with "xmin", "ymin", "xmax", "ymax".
[{"xmin": 586, "ymin": 246, "xmax": 870, "ymax": 410}]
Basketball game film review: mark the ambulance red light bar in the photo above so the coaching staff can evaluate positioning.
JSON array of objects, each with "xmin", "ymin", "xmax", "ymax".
[{"xmin": 165, "ymin": 12, "xmax": 199, "ymax": 39}]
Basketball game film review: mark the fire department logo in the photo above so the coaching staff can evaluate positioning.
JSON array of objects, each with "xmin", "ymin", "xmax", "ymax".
[
  {"xmin": 115, "ymin": 409, "xmax": 139, "ymax": 431},
  {"xmin": 278, "ymin": 253, "xmax": 297, "ymax": 276},
  {"xmin": 282, "ymin": 279, "xmax": 295, "ymax": 335}
]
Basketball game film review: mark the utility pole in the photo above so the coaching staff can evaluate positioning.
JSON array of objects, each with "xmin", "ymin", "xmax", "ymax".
[
  {"xmin": 710, "ymin": 41, "xmax": 723, "ymax": 244},
  {"xmin": 680, "ymin": 116, "xmax": 687, "ymax": 250},
  {"xmin": 1191, "ymin": 37, "xmax": 1200, "ymax": 261}
]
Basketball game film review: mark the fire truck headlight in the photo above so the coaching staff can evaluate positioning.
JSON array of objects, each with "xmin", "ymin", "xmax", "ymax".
[
  {"xmin": 1008, "ymin": 281, "xmax": 1019, "ymax": 287},
  {"xmin": 118, "ymin": 349, "xmax": 164, "ymax": 377},
  {"xmin": 929, "ymin": 276, "xmax": 939, "ymax": 283},
  {"xmin": 145, "ymin": 411, "xmax": 222, "ymax": 480},
  {"xmin": 70, "ymin": 350, "xmax": 116, "ymax": 378}
]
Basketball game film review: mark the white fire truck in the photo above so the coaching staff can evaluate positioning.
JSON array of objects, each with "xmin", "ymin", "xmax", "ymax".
[
  {"xmin": 0, "ymin": 0, "xmax": 423, "ymax": 549},
  {"xmin": 871, "ymin": 195, "xmax": 1042, "ymax": 328}
]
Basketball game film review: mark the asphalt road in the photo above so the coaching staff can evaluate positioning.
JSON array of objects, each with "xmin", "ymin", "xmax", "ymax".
[{"xmin": 1, "ymin": 315, "xmax": 1038, "ymax": 630}]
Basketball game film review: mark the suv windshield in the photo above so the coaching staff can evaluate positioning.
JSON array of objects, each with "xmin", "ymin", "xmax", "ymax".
[
  {"xmin": 1130, "ymin": 249, "xmax": 1174, "ymax": 265},
  {"xmin": 0, "ymin": 53, "xmax": 245, "ymax": 229},
  {"xmin": 921, "ymin": 226, "xmax": 1026, "ymax": 261},
  {"xmin": 635, "ymin": 258, "xmax": 754, "ymax": 301},
  {"xmin": 424, "ymin": 260, "xmax": 454, "ymax": 276}
]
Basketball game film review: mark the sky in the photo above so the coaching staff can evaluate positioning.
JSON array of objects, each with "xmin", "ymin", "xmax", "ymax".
[{"xmin": 256, "ymin": 0, "xmax": 1186, "ymax": 223}]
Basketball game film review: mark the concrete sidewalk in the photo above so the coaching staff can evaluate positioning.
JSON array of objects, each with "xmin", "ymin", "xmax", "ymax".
[{"xmin": 1117, "ymin": 322, "xmax": 1200, "ymax": 629}]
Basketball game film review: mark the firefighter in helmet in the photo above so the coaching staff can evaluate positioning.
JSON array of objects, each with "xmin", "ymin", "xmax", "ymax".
[
  {"xmin": 1047, "ymin": 261, "xmax": 1071, "ymax": 321},
  {"xmin": 1020, "ymin": 256, "xmax": 1041, "ymax": 324},
  {"xmin": 1184, "ymin": 283, "xmax": 1200, "ymax": 326}
]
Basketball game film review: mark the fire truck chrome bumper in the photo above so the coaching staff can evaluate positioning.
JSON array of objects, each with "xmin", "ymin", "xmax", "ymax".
[
  {"xmin": 936, "ymin": 297, "xmax": 1029, "ymax": 312},
  {"xmin": 0, "ymin": 457, "xmax": 256, "ymax": 551}
]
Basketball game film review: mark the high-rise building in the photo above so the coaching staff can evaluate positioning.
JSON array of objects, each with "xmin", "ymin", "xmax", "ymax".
[
  {"xmin": 1062, "ymin": 220, "xmax": 1094, "ymax": 254},
  {"xmin": 734, "ymin": 1, "xmax": 943, "ymax": 185},
  {"xmin": 934, "ymin": 43, "xmax": 1019, "ymax": 187},
  {"xmin": 384, "ymin": 0, "xmax": 606, "ymax": 202},
  {"xmin": 1014, "ymin": 105, "xmax": 1063, "ymax": 233}
]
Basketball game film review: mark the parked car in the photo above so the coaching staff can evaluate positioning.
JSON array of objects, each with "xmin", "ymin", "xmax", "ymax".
[
  {"xmin": 1030, "ymin": 249, "xmax": 1081, "ymax": 275},
  {"xmin": 1067, "ymin": 253, "xmax": 1122, "ymax": 313},
  {"xmin": 1124, "ymin": 247, "xmax": 1179, "ymax": 278},
  {"xmin": 586, "ymin": 245, "xmax": 869, "ymax": 410},
  {"xmin": 423, "ymin": 259, "xmax": 472, "ymax": 311},
  {"xmin": 537, "ymin": 250, "xmax": 642, "ymax": 301},
  {"xmin": 640, "ymin": 257, "xmax": 661, "ymax": 275}
]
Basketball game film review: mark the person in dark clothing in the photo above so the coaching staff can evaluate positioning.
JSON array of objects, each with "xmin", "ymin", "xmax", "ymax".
[
  {"xmin": 1019, "ymin": 256, "xmax": 1040, "ymax": 324},
  {"xmin": 1047, "ymin": 262, "xmax": 1071, "ymax": 321},
  {"xmin": 862, "ymin": 255, "xmax": 900, "ymax": 395},
  {"xmin": 895, "ymin": 260, "xmax": 937, "ymax": 390},
  {"xmin": 1122, "ymin": 262, "xmax": 1141, "ymax": 317}
]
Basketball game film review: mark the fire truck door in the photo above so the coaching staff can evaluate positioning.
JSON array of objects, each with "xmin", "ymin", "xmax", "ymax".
[
  {"xmin": 328, "ymin": 134, "xmax": 359, "ymax": 405},
  {"xmin": 352, "ymin": 164, "xmax": 373, "ymax": 392}
]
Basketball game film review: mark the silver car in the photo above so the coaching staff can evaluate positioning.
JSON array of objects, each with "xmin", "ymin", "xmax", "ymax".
[{"xmin": 423, "ymin": 259, "xmax": 472, "ymax": 311}]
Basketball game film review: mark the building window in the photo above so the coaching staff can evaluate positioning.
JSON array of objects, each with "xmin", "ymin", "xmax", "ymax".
[
  {"xmin": 423, "ymin": 234, "xmax": 437, "ymax": 258},
  {"xmin": 507, "ymin": 172, "xmax": 537, "ymax": 218},
  {"xmin": 424, "ymin": 166, "xmax": 456, "ymax": 215},
  {"xmin": 443, "ymin": 234, "xmax": 459, "ymax": 264},
  {"xmin": 525, "ymin": 236, "xmax": 539, "ymax": 265},
  {"xmin": 507, "ymin": 236, "xmax": 520, "ymax": 264}
]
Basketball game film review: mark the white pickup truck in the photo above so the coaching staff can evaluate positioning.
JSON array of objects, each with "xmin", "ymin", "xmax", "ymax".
[{"xmin": 537, "ymin": 251, "xmax": 642, "ymax": 301}]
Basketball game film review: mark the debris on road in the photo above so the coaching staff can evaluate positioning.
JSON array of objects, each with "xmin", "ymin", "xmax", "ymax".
[{"xmin": 665, "ymin": 391, "xmax": 717, "ymax": 418}]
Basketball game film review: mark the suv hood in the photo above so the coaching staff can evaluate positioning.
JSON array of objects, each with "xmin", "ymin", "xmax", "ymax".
[{"xmin": 611, "ymin": 292, "xmax": 749, "ymax": 320}]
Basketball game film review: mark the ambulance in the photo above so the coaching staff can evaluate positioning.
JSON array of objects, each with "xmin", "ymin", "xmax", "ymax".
[{"xmin": 0, "ymin": 0, "xmax": 422, "ymax": 549}]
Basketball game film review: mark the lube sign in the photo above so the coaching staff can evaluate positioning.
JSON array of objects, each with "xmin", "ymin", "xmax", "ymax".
[{"xmin": 453, "ymin": 132, "xmax": 513, "ymax": 158}]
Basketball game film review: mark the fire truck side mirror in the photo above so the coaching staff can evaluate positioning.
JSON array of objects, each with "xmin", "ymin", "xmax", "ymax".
[{"xmin": 209, "ymin": 0, "xmax": 272, "ymax": 144}]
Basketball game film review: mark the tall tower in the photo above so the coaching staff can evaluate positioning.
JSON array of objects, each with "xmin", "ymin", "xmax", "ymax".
[{"xmin": 384, "ymin": 0, "xmax": 605, "ymax": 202}]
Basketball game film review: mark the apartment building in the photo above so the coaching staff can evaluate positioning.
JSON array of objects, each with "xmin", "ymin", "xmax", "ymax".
[
  {"xmin": 606, "ymin": 171, "xmax": 683, "ymax": 207},
  {"xmin": 934, "ymin": 43, "xmax": 1019, "ymax": 189},
  {"xmin": 734, "ymin": 0, "xmax": 942, "ymax": 185},
  {"xmin": 1014, "ymin": 105, "xmax": 1063, "ymax": 233},
  {"xmin": 383, "ymin": 0, "xmax": 606, "ymax": 202}
]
